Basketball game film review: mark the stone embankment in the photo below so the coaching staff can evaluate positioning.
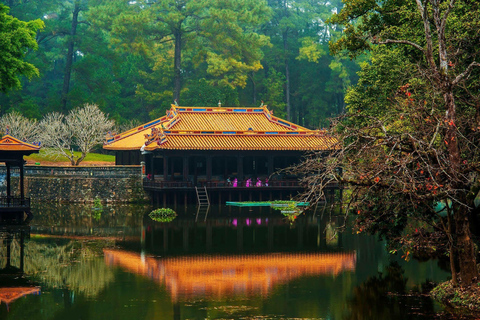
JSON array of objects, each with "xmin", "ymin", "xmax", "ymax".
[{"xmin": 2, "ymin": 166, "xmax": 147, "ymax": 203}]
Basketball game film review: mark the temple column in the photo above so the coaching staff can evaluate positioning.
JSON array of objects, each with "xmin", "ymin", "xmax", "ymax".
[
  {"xmin": 6, "ymin": 162, "xmax": 11, "ymax": 200},
  {"xmin": 20, "ymin": 160, "xmax": 25, "ymax": 200},
  {"xmin": 206, "ymin": 155, "xmax": 212, "ymax": 181},
  {"xmin": 183, "ymin": 156, "xmax": 189, "ymax": 182},
  {"xmin": 268, "ymin": 155, "xmax": 274, "ymax": 176},
  {"xmin": 170, "ymin": 157, "xmax": 175, "ymax": 180},
  {"xmin": 163, "ymin": 155, "xmax": 168, "ymax": 181},
  {"xmin": 150, "ymin": 155, "xmax": 155, "ymax": 180},
  {"xmin": 238, "ymin": 156, "xmax": 244, "ymax": 181}
]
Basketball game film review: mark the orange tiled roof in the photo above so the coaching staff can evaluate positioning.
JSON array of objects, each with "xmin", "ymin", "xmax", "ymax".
[
  {"xmin": 0, "ymin": 287, "xmax": 40, "ymax": 305},
  {"xmin": 0, "ymin": 135, "xmax": 41, "ymax": 153},
  {"xmin": 143, "ymin": 131, "xmax": 335, "ymax": 151},
  {"xmin": 104, "ymin": 249, "xmax": 356, "ymax": 301},
  {"xmin": 104, "ymin": 105, "xmax": 336, "ymax": 151}
]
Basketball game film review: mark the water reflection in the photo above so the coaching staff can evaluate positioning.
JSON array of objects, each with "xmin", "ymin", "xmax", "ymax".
[
  {"xmin": 142, "ymin": 206, "xmax": 344, "ymax": 255},
  {"xmin": 345, "ymin": 262, "xmax": 449, "ymax": 320},
  {"xmin": 0, "ymin": 203, "xmax": 454, "ymax": 319},
  {"xmin": 0, "ymin": 225, "xmax": 40, "ymax": 314},
  {"xmin": 105, "ymin": 250, "xmax": 356, "ymax": 301}
]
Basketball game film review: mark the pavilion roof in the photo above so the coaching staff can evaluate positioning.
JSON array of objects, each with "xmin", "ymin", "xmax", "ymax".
[
  {"xmin": 0, "ymin": 135, "xmax": 41, "ymax": 154},
  {"xmin": 104, "ymin": 249, "xmax": 356, "ymax": 301},
  {"xmin": 104, "ymin": 105, "xmax": 337, "ymax": 151},
  {"xmin": 0, "ymin": 287, "xmax": 40, "ymax": 305}
]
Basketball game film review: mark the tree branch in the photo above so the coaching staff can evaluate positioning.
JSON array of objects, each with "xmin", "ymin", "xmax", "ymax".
[
  {"xmin": 415, "ymin": 0, "xmax": 437, "ymax": 72},
  {"xmin": 452, "ymin": 61, "xmax": 480, "ymax": 86},
  {"xmin": 375, "ymin": 39, "xmax": 425, "ymax": 54},
  {"xmin": 440, "ymin": 0, "xmax": 456, "ymax": 31}
]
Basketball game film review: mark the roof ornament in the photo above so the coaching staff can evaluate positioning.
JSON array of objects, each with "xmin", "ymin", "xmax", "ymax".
[
  {"xmin": 5, "ymin": 126, "xmax": 9, "ymax": 135},
  {"xmin": 174, "ymin": 99, "xmax": 178, "ymax": 106},
  {"xmin": 218, "ymin": 100, "xmax": 221, "ymax": 108},
  {"xmin": 260, "ymin": 100, "xmax": 264, "ymax": 107},
  {"xmin": 144, "ymin": 127, "xmax": 161, "ymax": 145}
]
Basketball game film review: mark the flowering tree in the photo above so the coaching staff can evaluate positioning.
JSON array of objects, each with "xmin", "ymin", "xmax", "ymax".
[
  {"xmin": 0, "ymin": 111, "xmax": 39, "ymax": 142},
  {"xmin": 295, "ymin": 0, "xmax": 480, "ymax": 288},
  {"xmin": 39, "ymin": 104, "xmax": 114, "ymax": 165}
]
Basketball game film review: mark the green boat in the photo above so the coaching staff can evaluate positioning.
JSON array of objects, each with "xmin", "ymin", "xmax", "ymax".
[{"xmin": 225, "ymin": 201, "xmax": 310, "ymax": 207}]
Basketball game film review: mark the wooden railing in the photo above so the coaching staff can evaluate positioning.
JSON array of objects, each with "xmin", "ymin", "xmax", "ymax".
[
  {"xmin": 0, "ymin": 197, "xmax": 30, "ymax": 208},
  {"xmin": 144, "ymin": 181, "xmax": 194, "ymax": 189},
  {"xmin": 143, "ymin": 180, "xmax": 300, "ymax": 189}
]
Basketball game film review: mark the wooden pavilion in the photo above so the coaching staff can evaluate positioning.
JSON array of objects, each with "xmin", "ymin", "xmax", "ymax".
[
  {"xmin": 0, "ymin": 135, "xmax": 40, "ymax": 223},
  {"xmin": 104, "ymin": 104, "xmax": 337, "ymax": 205}
]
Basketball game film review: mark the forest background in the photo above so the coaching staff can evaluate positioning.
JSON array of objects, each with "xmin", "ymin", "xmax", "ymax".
[{"xmin": 0, "ymin": 0, "xmax": 360, "ymax": 130}]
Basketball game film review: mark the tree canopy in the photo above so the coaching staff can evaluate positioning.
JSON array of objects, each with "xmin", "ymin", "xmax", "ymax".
[
  {"xmin": 295, "ymin": 0, "xmax": 480, "ymax": 287},
  {"xmin": 0, "ymin": 3, "xmax": 43, "ymax": 92},
  {"xmin": 0, "ymin": 0, "xmax": 358, "ymax": 128}
]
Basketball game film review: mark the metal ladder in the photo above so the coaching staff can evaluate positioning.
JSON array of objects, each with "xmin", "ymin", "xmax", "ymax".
[{"xmin": 195, "ymin": 186, "xmax": 210, "ymax": 206}]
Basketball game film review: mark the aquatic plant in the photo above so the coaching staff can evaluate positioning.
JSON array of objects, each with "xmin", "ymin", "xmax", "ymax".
[
  {"xmin": 91, "ymin": 197, "xmax": 103, "ymax": 220},
  {"xmin": 149, "ymin": 208, "xmax": 177, "ymax": 223}
]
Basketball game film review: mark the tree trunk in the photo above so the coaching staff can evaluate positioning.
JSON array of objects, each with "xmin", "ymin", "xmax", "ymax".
[
  {"xmin": 251, "ymin": 72, "xmax": 257, "ymax": 105},
  {"xmin": 443, "ymin": 86, "xmax": 479, "ymax": 285},
  {"xmin": 61, "ymin": 1, "xmax": 80, "ymax": 113},
  {"xmin": 455, "ymin": 206, "xmax": 479, "ymax": 285},
  {"xmin": 75, "ymin": 152, "xmax": 87, "ymax": 166},
  {"xmin": 283, "ymin": 30, "xmax": 291, "ymax": 121},
  {"xmin": 173, "ymin": 27, "xmax": 182, "ymax": 103}
]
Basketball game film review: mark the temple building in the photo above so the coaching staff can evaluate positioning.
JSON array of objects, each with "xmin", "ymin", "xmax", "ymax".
[
  {"xmin": 0, "ymin": 135, "xmax": 40, "ymax": 223},
  {"xmin": 104, "ymin": 104, "xmax": 337, "ymax": 204}
]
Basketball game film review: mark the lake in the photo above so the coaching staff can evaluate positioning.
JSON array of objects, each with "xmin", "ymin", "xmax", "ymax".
[{"xmin": 0, "ymin": 203, "xmax": 455, "ymax": 319}]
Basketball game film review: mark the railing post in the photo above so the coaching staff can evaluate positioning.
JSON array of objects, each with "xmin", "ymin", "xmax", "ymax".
[
  {"xmin": 20, "ymin": 160, "xmax": 25, "ymax": 200},
  {"xmin": 6, "ymin": 163, "xmax": 11, "ymax": 206}
]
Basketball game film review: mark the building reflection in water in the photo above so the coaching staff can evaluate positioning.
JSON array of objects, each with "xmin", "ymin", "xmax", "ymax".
[
  {"xmin": 101, "ymin": 207, "xmax": 357, "ymax": 301},
  {"xmin": 0, "ymin": 224, "xmax": 40, "ymax": 311},
  {"xmin": 105, "ymin": 250, "xmax": 356, "ymax": 301}
]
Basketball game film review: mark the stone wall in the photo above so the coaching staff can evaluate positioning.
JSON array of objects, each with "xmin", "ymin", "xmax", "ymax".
[{"xmin": 3, "ymin": 166, "xmax": 148, "ymax": 203}]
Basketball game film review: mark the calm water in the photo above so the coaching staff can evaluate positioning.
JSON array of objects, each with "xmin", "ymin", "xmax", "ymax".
[{"xmin": 0, "ymin": 203, "xmax": 455, "ymax": 320}]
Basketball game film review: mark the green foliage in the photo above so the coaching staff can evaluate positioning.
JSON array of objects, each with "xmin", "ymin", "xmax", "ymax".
[
  {"xmin": 0, "ymin": 0, "xmax": 360, "ymax": 130},
  {"xmin": 182, "ymin": 79, "xmax": 239, "ymax": 106},
  {"xmin": 319, "ymin": 0, "xmax": 480, "ymax": 287},
  {"xmin": 25, "ymin": 239, "xmax": 115, "ymax": 297},
  {"xmin": 92, "ymin": 197, "xmax": 103, "ymax": 220},
  {"xmin": 0, "ymin": 4, "xmax": 44, "ymax": 92},
  {"xmin": 270, "ymin": 200, "xmax": 303, "ymax": 222},
  {"xmin": 149, "ymin": 208, "xmax": 177, "ymax": 223}
]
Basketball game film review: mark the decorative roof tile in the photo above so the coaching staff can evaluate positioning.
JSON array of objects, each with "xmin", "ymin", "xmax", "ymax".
[
  {"xmin": 104, "ymin": 105, "xmax": 336, "ymax": 151},
  {"xmin": 0, "ymin": 135, "xmax": 41, "ymax": 153}
]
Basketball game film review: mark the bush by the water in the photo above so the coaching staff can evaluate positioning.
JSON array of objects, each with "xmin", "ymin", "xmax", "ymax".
[{"xmin": 149, "ymin": 208, "xmax": 177, "ymax": 223}]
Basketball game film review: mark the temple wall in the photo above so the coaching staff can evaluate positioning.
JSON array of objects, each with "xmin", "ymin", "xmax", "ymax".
[{"xmin": 4, "ymin": 166, "xmax": 148, "ymax": 203}]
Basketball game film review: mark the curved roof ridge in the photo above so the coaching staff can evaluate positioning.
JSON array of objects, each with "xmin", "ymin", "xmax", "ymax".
[
  {"xmin": 0, "ymin": 134, "xmax": 41, "ymax": 151},
  {"xmin": 104, "ymin": 115, "xmax": 168, "ymax": 146}
]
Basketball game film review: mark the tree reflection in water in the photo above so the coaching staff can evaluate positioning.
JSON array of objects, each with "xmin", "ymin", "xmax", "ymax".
[
  {"xmin": 25, "ymin": 240, "xmax": 115, "ymax": 297},
  {"xmin": 3, "ymin": 237, "xmax": 116, "ymax": 298},
  {"xmin": 345, "ymin": 262, "xmax": 454, "ymax": 320}
]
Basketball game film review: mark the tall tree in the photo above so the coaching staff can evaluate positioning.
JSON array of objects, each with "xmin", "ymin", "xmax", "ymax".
[
  {"xmin": 296, "ymin": 0, "xmax": 480, "ymax": 287},
  {"xmin": 90, "ymin": 0, "xmax": 271, "ymax": 103},
  {"xmin": 61, "ymin": 0, "xmax": 84, "ymax": 112},
  {"xmin": 39, "ymin": 104, "xmax": 114, "ymax": 165},
  {"xmin": 262, "ymin": 0, "xmax": 334, "ymax": 120},
  {"xmin": 0, "ymin": 4, "xmax": 43, "ymax": 92}
]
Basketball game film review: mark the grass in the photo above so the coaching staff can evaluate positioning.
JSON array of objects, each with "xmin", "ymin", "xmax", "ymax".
[{"xmin": 25, "ymin": 148, "xmax": 115, "ymax": 163}]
